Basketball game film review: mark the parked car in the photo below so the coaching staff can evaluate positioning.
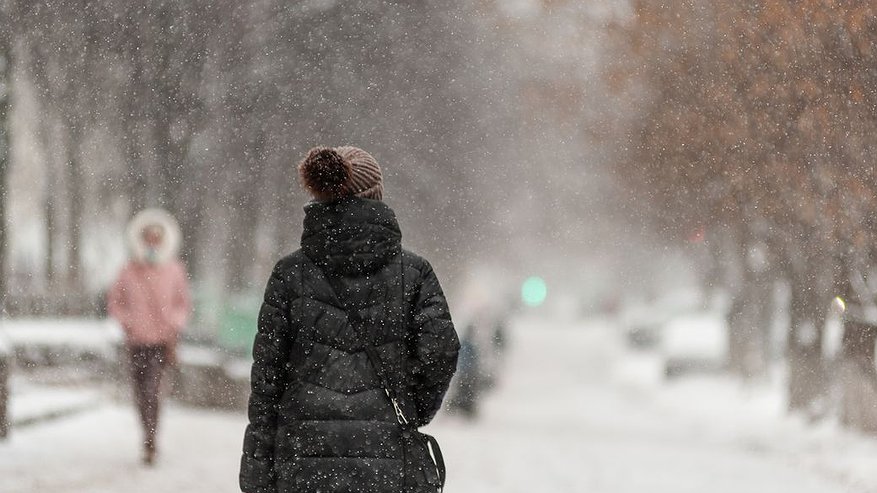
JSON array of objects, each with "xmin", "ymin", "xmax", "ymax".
[
  {"xmin": 660, "ymin": 311, "xmax": 728, "ymax": 378},
  {"xmin": 619, "ymin": 288, "xmax": 705, "ymax": 350}
]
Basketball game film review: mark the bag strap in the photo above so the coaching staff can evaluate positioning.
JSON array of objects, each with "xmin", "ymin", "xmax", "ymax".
[
  {"xmin": 324, "ymin": 254, "xmax": 412, "ymax": 428},
  {"xmin": 426, "ymin": 434, "xmax": 447, "ymax": 488},
  {"xmin": 350, "ymin": 308, "xmax": 411, "ymax": 427},
  {"xmin": 324, "ymin": 255, "xmax": 447, "ymax": 491}
]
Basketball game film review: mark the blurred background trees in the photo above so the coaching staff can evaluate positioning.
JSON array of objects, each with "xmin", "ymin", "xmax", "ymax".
[
  {"xmin": 2, "ymin": 1, "xmax": 496, "ymax": 312},
  {"xmin": 1, "ymin": 1, "xmax": 641, "ymax": 327},
  {"xmin": 609, "ymin": 0, "xmax": 877, "ymax": 431},
  {"xmin": 3, "ymin": 0, "xmax": 875, "ymax": 434},
  {"xmin": 0, "ymin": 1, "xmax": 10, "ymax": 316}
]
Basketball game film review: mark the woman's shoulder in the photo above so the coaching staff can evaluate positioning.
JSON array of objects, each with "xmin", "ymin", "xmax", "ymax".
[
  {"xmin": 270, "ymin": 250, "xmax": 311, "ymax": 277},
  {"xmin": 401, "ymin": 249, "xmax": 434, "ymax": 278}
]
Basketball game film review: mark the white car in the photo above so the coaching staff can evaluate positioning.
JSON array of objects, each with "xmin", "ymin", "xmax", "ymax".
[{"xmin": 660, "ymin": 311, "xmax": 728, "ymax": 378}]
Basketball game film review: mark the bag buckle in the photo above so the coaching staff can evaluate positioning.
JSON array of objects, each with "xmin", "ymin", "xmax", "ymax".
[{"xmin": 385, "ymin": 389, "xmax": 410, "ymax": 425}]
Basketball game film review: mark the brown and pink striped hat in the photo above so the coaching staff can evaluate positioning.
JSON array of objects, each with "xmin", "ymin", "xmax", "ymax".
[
  {"xmin": 298, "ymin": 145, "xmax": 384, "ymax": 202},
  {"xmin": 335, "ymin": 146, "xmax": 383, "ymax": 200}
]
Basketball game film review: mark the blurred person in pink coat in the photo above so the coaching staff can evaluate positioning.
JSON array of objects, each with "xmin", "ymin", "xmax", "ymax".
[{"xmin": 107, "ymin": 208, "xmax": 192, "ymax": 465}]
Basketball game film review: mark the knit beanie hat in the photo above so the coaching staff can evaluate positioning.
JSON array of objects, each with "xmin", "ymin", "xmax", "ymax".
[{"xmin": 298, "ymin": 145, "xmax": 384, "ymax": 201}]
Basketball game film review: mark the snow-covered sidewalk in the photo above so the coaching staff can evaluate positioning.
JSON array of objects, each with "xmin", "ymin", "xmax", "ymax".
[
  {"xmin": 0, "ymin": 316, "xmax": 874, "ymax": 492},
  {"xmin": 9, "ymin": 382, "xmax": 105, "ymax": 428}
]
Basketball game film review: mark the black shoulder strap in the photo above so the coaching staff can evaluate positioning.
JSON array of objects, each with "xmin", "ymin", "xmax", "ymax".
[
  {"xmin": 325, "ymin": 256, "xmax": 447, "ymax": 489},
  {"xmin": 348, "ymin": 302, "xmax": 411, "ymax": 426},
  {"xmin": 324, "ymin": 254, "xmax": 412, "ymax": 427}
]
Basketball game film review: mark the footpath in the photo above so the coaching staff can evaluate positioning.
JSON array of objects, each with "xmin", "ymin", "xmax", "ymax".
[{"xmin": 0, "ymin": 316, "xmax": 872, "ymax": 493}]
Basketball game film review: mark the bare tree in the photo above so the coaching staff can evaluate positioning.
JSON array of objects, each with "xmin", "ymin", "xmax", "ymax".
[
  {"xmin": 0, "ymin": 17, "xmax": 9, "ymax": 310},
  {"xmin": 609, "ymin": 0, "xmax": 877, "ymax": 427}
]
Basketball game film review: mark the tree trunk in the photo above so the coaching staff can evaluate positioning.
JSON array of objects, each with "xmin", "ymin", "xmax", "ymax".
[
  {"xmin": 41, "ymin": 117, "xmax": 58, "ymax": 294},
  {"xmin": 786, "ymin": 278, "xmax": 827, "ymax": 414},
  {"xmin": 27, "ymin": 49, "xmax": 59, "ymax": 298},
  {"xmin": 0, "ymin": 355, "xmax": 8, "ymax": 439},
  {"xmin": 225, "ymin": 148, "xmax": 262, "ymax": 293},
  {"xmin": 727, "ymin": 290, "xmax": 749, "ymax": 375},
  {"xmin": 728, "ymin": 278, "xmax": 769, "ymax": 379},
  {"xmin": 44, "ymin": 177, "xmax": 56, "ymax": 287},
  {"xmin": 839, "ymin": 319, "xmax": 877, "ymax": 434},
  {"xmin": 726, "ymin": 237, "xmax": 770, "ymax": 379},
  {"xmin": 64, "ymin": 124, "xmax": 85, "ymax": 298},
  {"xmin": 122, "ymin": 57, "xmax": 148, "ymax": 212},
  {"xmin": 0, "ymin": 39, "xmax": 10, "ymax": 311},
  {"xmin": 154, "ymin": 98, "xmax": 201, "ymax": 273}
]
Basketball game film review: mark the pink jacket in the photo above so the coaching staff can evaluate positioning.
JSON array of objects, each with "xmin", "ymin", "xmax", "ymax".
[{"xmin": 107, "ymin": 259, "xmax": 192, "ymax": 346}]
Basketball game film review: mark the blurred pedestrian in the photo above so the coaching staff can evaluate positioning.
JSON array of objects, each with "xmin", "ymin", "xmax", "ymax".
[
  {"xmin": 107, "ymin": 208, "xmax": 192, "ymax": 465},
  {"xmin": 240, "ymin": 146, "xmax": 459, "ymax": 493},
  {"xmin": 491, "ymin": 315, "xmax": 509, "ymax": 360},
  {"xmin": 448, "ymin": 324, "xmax": 483, "ymax": 419}
]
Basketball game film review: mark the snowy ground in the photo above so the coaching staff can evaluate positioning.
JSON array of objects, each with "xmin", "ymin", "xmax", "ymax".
[{"xmin": 2, "ymin": 315, "xmax": 876, "ymax": 492}]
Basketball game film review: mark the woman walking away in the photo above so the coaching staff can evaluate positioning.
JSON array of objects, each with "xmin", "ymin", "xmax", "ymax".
[
  {"xmin": 107, "ymin": 208, "xmax": 192, "ymax": 466},
  {"xmin": 240, "ymin": 146, "xmax": 460, "ymax": 493}
]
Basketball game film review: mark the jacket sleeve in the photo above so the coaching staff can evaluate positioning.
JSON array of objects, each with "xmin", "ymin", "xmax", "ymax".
[
  {"xmin": 240, "ymin": 261, "xmax": 294, "ymax": 493},
  {"xmin": 407, "ymin": 260, "xmax": 460, "ymax": 426}
]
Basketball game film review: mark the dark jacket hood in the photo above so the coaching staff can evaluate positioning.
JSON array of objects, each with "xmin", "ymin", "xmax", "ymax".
[{"xmin": 301, "ymin": 197, "xmax": 402, "ymax": 275}]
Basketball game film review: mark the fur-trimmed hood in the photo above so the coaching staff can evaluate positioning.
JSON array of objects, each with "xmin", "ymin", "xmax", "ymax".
[{"xmin": 126, "ymin": 208, "xmax": 182, "ymax": 264}]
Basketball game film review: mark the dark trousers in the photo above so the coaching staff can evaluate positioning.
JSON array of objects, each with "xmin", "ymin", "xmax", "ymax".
[{"xmin": 129, "ymin": 344, "xmax": 169, "ymax": 449}]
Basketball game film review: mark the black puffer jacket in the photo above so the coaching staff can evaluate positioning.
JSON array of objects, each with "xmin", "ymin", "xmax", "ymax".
[{"xmin": 240, "ymin": 197, "xmax": 460, "ymax": 493}]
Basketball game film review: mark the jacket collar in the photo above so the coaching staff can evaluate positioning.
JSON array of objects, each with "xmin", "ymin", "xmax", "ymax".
[{"xmin": 301, "ymin": 197, "xmax": 402, "ymax": 275}]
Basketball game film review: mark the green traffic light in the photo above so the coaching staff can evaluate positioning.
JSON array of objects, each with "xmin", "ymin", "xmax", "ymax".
[{"xmin": 521, "ymin": 276, "xmax": 547, "ymax": 307}]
